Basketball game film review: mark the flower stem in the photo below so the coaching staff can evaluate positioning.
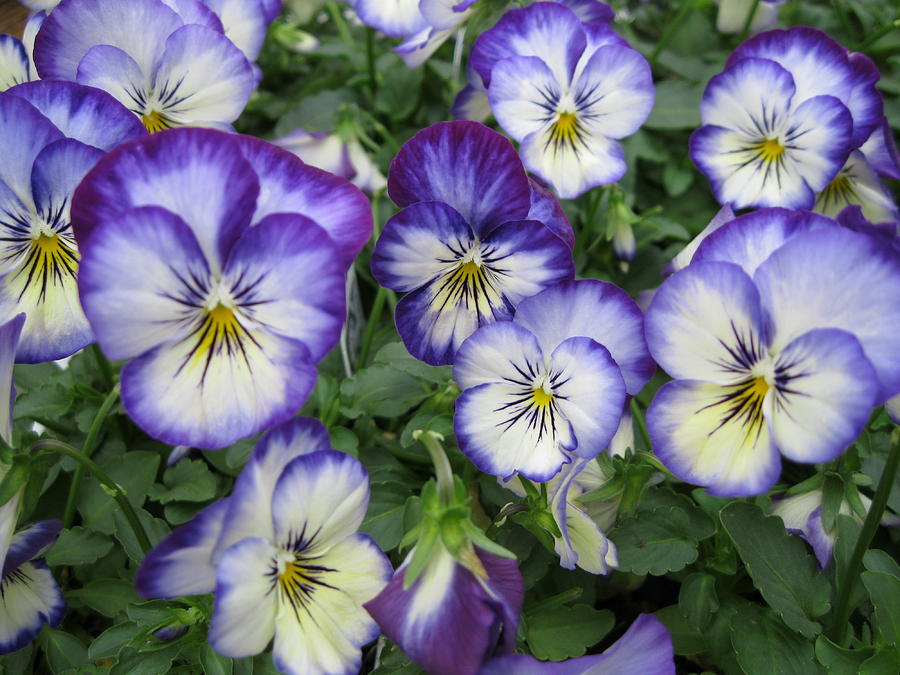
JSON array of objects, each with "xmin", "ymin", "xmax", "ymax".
[
  {"xmin": 358, "ymin": 286, "xmax": 388, "ymax": 368},
  {"xmin": 738, "ymin": 0, "xmax": 761, "ymax": 42},
  {"xmin": 325, "ymin": 0, "xmax": 353, "ymax": 46},
  {"xmin": 828, "ymin": 426, "xmax": 900, "ymax": 644},
  {"xmin": 854, "ymin": 18, "xmax": 900, "ymax": 51},
  {"xmin": 415, "ymin": 430, "xmax": 454, "ymax": 507},
  {"xmin": 649, "ymin": 0, "xmax": 696, "ymax": 67},
  {"xmin": 630, "ymin": 398, "xmax": 653, "ymax": 452},
  {"xmin": 62, "ymin": 385, "xmax": 120, "ymax": 529},
  {"xmin": 33, "ymin": 437, "xmax": 152, "ymax": 555}
]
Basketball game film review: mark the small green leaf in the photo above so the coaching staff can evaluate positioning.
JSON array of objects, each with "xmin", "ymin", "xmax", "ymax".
[
  {"xmin": 45, "ymin": 527, "xmax": 114, "ymax": 566},
  {"xmin": 679, "ymin": 572, "xmax": 719, "ymax": 631},
  {"xmin": 860, "ymin": 648, "xmax": 900, "ymax": 675},
  {"xmin": 861, "ymin": 570, "xmax": 900, "ymax": 645},
  {"xmin": 610, "ymin": 503, "xmax": 713, "ymax": 575},
  {"xmin": 524, "ymin": 604, "xmax": 614, "ymax": 661},
  {"xmin": 88, "ymin": 622, "xmax": 143, "ymax": 661},
  {"xmin": 644, "ymin": 80, "xmax": 703, "ymax": 130},
  {"xmin": 200, "ymin": 643, "xmax": 234, "ymax": 675},
  {"xmin": 815, "ymin": 635, "xmax": 874, "ymax": 673},
  {"xmin": 731, "ymin": 607, "xmax": 817, "ymax": 675},
  {"xmin": 68, "ymin": 579, "xmax": 141, "ymax": 618},
  {"xmin": 360, "ymin": 481, "xmax": 413, "ymax": 550},
  {"xmin": 340, "ymin": 365, "xmax": 430, "ymax": 419},
  {"xmin": 329, "ymin": 427, "xmax": 359, "ymax": 457},
  {"xmin": 77, "ymin": 451, "xmax": 160, "ymax": 534},
  {"xmin": 41, "ymin": 628, "xmax": 89, "ymax": 674},
  {"xmin": 147, "ymin": 459, "xmax": 217, "ymax": 504},
  {"xmin": 654, "ymin": 606, "xmax": 706, "ymax": 656}
]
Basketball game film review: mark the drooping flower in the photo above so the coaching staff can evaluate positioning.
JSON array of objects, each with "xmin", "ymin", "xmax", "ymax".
[
  {"xmin": 0, "ymin": 81, "xmax": 146, "ymax": 363},
  {"xmin": 480, "ymin": 614, "xmax": 675, "ymax": 674},
  {"xmin": 469, "ymin": 2, "xmax": 653, "ymax": 198},
  {"xmin": 813, "ymin": 150, "xmax": 899, "ymax": 226},
  {"xmin": 645, "ymin": 209, "xmax": 900, "ymax": 496},
  {"xmin": 274, "ymin": 128, "xmax": 386, "ymax": 194},
  {"xmin": 454, "ymin": 279, "xmax": 654, "ymax": 482},
  {"xmin": 72, "ymin": 128, "xmax": 371, "ymax": 448},
  {"xmin": 137, "ymin": 417, "xmax": 392, "ymax": 674},
  {"xmin": 370, "ymin": 121, "xmax": 575, "ymax": 366},
  {"xmin": 33, "ymin": 0, "xmax": 257, "ymax": 132}
]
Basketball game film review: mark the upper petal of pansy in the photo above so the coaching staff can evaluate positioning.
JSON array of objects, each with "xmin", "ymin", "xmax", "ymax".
[
  {"xmin": 394, "ymin": 25, "xmax": 454, "ymax": 69},
  {"xmin": 559, "ymin": 0, "xmax": 615, "ymax": 24},
  {"xmin": 470, "ymin": 2, "xmax": 586, "ymax": 88},
  {"xmin": 34, "ymin": 0, "xmax": 183, "ymax": 81},
  {"xmin": 419, "ymin": 0, "xmax": 478, "ymax": 30},
  {"xmin": 753, "ymin": 227, "xmax": 900, "ymax": 401},
  {"xmin": 273, "ymin": 130, "xmax": 353, "ymax": 179},
  {"xmin": 212, "ymin": 417, "xmax": 332, "ymax": 562},
  {"xmin": 234, "ymin": 135, "xmax": 372, "ymax": 269},
  {"xmin": 260, "ymin": 0, "xmax": 281, "ymax": 22},
  {"xmin": 1, "ymin": 520, "xmax": 61, "ymax": 578},
  {"xmin": 149, "ymin": 24, "xmax": 256, "ymax": 127},
  {"xmin": 388, "ymin": 121, "xmax": 532, "ymax": 236},
  {"xmin": 648, "ymin": 378, "xmax": 781, "ymax": 497},
  {"xmin": 766, "ymin": 328, "xmax": 878, "ymax": 464},
  {"xmin": 271, "ymin": 534, "xmax": 391, "ymax": 675},
  {"xmin": 271, "ymin": 451, "xmax": 370, "ymax": 553},
  {"xmin": 814, "ymin": 151, "xmax": 899, "ymax": 226},
  {"xmin": 371, "ymin": 201, "xmax": 474, "ymax": 293},
  {"xmin": 451, "ymin": 82, "xmax": 491, "ymax": 123},
  {"xmin": 692, "ymin": 208, "xmax": 837, "ymax": 277},
  {"xmin": 861, "ymin": 118, "xmax": 900, "ymax": 181},
  {"xmin": 135, "ymin": 499, "xmax": 228, "ymax": 598},
  {"xmin": 698, "ymin": 57, "xmax": 795, "ymax": 131},
  {"xmin": 646, "ymin": 261, "xmax": 767, "ymax": 384},
  {"xmin": 0, "ymin": 314, "xmax": 24, "ymax": 446},
  {"xmin": 209, "ymin": 537, "xmax": 278, "ymax": 658},
  {"xmin": 365, "ymin": 545, "xmax": 523, "ymax": 675},
  {"xmin": 77, "ymin": 205, "xmax": 211, "ymax": 361},
  {"xmin": 0, "ymin": 560, "xmax": 65, "ymax": 656},
  {"xmin": 350, "ymin": 0, "xmax": 428, "ymax": 37},
  {"xmin": 488, "ymin": 55, "xmax": 560, "ymax": 143},
  {"xmin": 528, "ymin": 180, "xmax": 574, "ymax": 249},
  {"xmin": 221, "ymin": 213, "xmax": 345, "ymax": 361},
  {"xmin": 74, "ymin": 44, "xmax": 148, "ymax": 119},
  {"xmin": 453, "ymin": 318, "xmax": 544, "ymax": 390},
  {"xmin": 0, "ymin": 93, "xmax": 64, "ymax": 205},
  {"xmin": 663, "ymin": 204, "xmax": 736, "ymax": 275},
  {"xmin": 72, "ymin": 128, "xmax": 259, "ymax": 271},
  {"xmin": 7, "ymin": 81, "xmax": 147, "ymax": 151},
  {"xmin": 0, "ymin": 36, "xmax": 31, "ymax": 91},
  {"xmin": 513, "ymin": 280, "xmax": 655, "ymax": 396},
  {"xmin": 161, "ymin": 0, "xmax": 225, "ymax": 31}
]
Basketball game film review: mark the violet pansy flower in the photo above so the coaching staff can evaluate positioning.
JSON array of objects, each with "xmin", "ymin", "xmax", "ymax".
[
  {"xmin": 0, "ymin": 81, "xmax": 146, "ymax": 363},
  {"xmin": 646, "ymin": 209, "xmax": 900, "ymax": 496},
  {"xmin": 371, "ymin": 121, "xmax": 574, "ymax": 366},
  {"xmin": 72, "ymin": 128, "xmax": 371, "ymax": 448},
  {"xmin": 33, "ymin": 0, "xmax": 257, "ymax": 132}
]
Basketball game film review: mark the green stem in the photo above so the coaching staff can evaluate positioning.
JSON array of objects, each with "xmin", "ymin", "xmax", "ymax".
[
  {"xmin": 325, "ymin": 0, "xmax": 353, "ymax": 46},
  {"xmin": 91, "ymin": 344, "xmax": 114, "ymax": 391},
  {"xmin": 738, "ymin": 0, "xmax": 761, "ymax": 42},
  {"xmin": 358, "ymin": 286, "xmax": 388, "ymax": 368},
  {"xmin": 33, "ymin": 438, "xmax": 152, "ymax": 554},
  {"xmin": 649, "ymin": 0, "xmax": 696, "ymax": 67},
  {"xmin": 854, "ymin": 18, "xmax": 900, "ymax": 51},
  {"xmin": 832, "ymin": 0, "xmax": 858, "ymax": 44},
  {"xmin": 366, "ymin": 27, "xmax": 377, "ymax": 101},
  {"xmin": 630, "ymin": 398, "xmax": 653, "ymax": 452},
  {"xmin": 63, "ymin": 385, "xmax": 120, "ymax": 529},
  {"xmin": 828, "ymin": 427, "xmax": 900, "ymax": 644},
  {"xmin": 415, "ymin": 430, "xmax": 454, "ymax": 507}
]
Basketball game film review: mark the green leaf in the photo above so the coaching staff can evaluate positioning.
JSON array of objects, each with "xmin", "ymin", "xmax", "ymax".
[
  {"xmin": 372, "ymin": 343, "xmax": 453, "ymax": 385},
  {"xmin": 200, "ymin": 643, "xmax": 234, "ymax": 675},
  {"xmin": 861, "ymin": 570, "xmax": 900, "ymax": 645},
  {"xmin": 360, "ymin": 481, "xmax": 413, "ymax": 550},
  {"xmin": 731, "ymin": 607, "xmax": 818, "ymax": 675},
  {"xmin": 68, "ymin": 579, "xmax": 141, "ymax": 618},
  {"xmin": 147, "ymin": 459, "xmax": 218, "ymax": 504},
  {"xmin": 110, "ymin": 645, "xmax": 182, "ymax": 675},
  {"xmin": 860, "ymin": 649, "xmax": 900, "ymax": 675},
  {"xmin": 720, "ymin": 502, "xmax": 831, "ymax": 638},
  {"xmin": 274, "ymin": 89, "xmax": 355, "ymax": 135},
  {"xmin": 329, "ymin": 427, "xmax": 359, "ymax": 457},
  {"xmin": 654, "ymin": 606, "xmax": 706, "ymax": 656},
  {"xmin": 0, "ymin": 458, "xmax": 28, "ymax": 508},
  {"xmin": 815, "ymin": 635, "xmax": 874, "ymax": 673},
  {"xmin": 77, "ymin": 451, "xmax": 160, "ymax": 534},
  {"xmin": 113, "ymin": 506, "xmax": 170, "ymax": 562},
  {"xmin": 88, "ymin": 622, "xmax": 143, "ymax": 661},
  {"xmin": 524, "ymin": 604, "xmax": 614, "ymax": 661},
  {"xmin": 644, "ymin": 80, "xmax": 703, "ymax": 130},
  {"xmin": 45, "ymin": 527, "xmax": 114, "ymax": 566},
  {"xmin": 375, "ymin": 54, "xmax": 423, "ymax": 120},
  {"xmin": 41, "ymin": 628, "xmax": 89, "ymax": 674},
  {"xmin": 679, "ymin": 572, "xmax": 719, "ymax": 630},
  {"xmin": 400, "ymin": 412, "xmax": 453, "ymax": 448},
  {"xmin": 340, "ymin": 365, "xmax": 430, "ymax": 419},
  {"xmin": 863, "ymin": 549, "xmax": 900, "ymax": 577}
]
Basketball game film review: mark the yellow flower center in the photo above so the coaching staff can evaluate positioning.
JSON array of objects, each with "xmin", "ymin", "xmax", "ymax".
[
  {"xmin": 531, "ymin": 387, "xmax": 553, "ymax": 408},
  {"xmin": 548, "ymin": 112, "xmax": 584, "ymax": 150},
  {"xmin": 141, "ymin": 110, "xmax": 171, "ymax": 133},
  {"xmin": 756, "ymin": 138, "xmax": 785, "ymax": 164},
  {"xmin": 191, "ymin": 303, "xmax": 245, "ymax": 363}
]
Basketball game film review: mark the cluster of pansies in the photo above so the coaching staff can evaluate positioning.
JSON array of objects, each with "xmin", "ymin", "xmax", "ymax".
[{"xmin": 0, "ymin": 0, "xmax": 897, "ymax": 673}]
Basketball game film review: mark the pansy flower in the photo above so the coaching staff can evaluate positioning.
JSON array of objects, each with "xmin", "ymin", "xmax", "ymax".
[
  {"xmin": 646, "ymin": 209, "xmax": 900, "ymax": 496},
  {"xmin": 371, "ymin": 121, "xmax": 574, "ymax": 366},
  {"xmin": 814, "ymin": 150, "xmax": 898, "ymax": 226},
  {"xmin": 200, "ymin": 0, "xmax": 280, "ymax": 63},
  {"xmin": 480, "ymin": 614, "xmax": 675, "ymax": 674},
  {"xmin": 72, "ymin": 128, "xmax": 371, "ymax": 448},
  {"xmin": 469, "ymin": 2, "xmax": 653, "ymax": 198},
  {"xmin": 137, "ymin": 418, "xmax": 392, "ymax": 674},
  {"xmin": 0, "ymin": 35, "xmax": 33, "ymax": 91},
  {"xmin": 33, "ymin": 0, "xmax": 257, "ymax": 132},
  {"xmin": 454, "ymin": 279, "xmax": 654, "ymax": 482},
  {"xmin": 0, "ymin": 81, "xmax": 146, "ymax": 363}
]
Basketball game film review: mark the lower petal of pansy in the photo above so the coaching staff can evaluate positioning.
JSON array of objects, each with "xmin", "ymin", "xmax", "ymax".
[
  {"xmin": 453, "ymin": 319, "xmax": 544, "ymax": 391},
  {"xmin": 209, "ymin": 537, "xmax": 278, "ymax": 658},
  {"xmin": 814, "ymin": 151, "xmax": 899, "ymax": 225},
  {"xmin": 555, "ymin": 501, "xmax": 617, "ymax": 575},
  {"xmin": 648, "ymin": 379, "xmax": 781, "ymax": 497},
  {"xmin": 767, "ymin": 329, "xmax": 878, "ymax": 464},
  {"xmin": 0, "ymin": 561, "xmax": 65, "ymax": 655},
  {"xmin": 120, "ymin": 324, "xmax": 316, "ymax": 449}
]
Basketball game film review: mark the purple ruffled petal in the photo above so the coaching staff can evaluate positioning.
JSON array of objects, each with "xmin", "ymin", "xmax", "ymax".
[{"xmin": 1, "ymin": 520, "xmax": 61, "ymax": 577}]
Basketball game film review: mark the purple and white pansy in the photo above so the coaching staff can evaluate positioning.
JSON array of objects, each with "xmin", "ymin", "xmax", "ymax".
[
  {"xmin": 0, "ymin": 34, "xmax": 33, "ymax": 91},
  {"xmin": 72, "ymin": 128, "xmax": 371, "ymax": 448},
  {"xmin": 646, "ymin": 208, "xmax": 900, "ymax": 496},
  {"xmin": 469, "ymin": 2, "xmax": 654, "ymax": 198},
  {"xmin": 137, "ymin": 418, "xmax": 392, "ymax": 675},
  {"xmin": 33, "ymin": 0, "xmax": 257, "ymax": 132},
  {"xmin": 453, "ymin": 279, "xmax": 654, "ymax": 482},
  {"xmin": 371, "ymin": 121, "xmax": 575, "ymax": 366},
  {"xmin": 0, "ymin": 81, "xmax": 146, "ymax": 363}
]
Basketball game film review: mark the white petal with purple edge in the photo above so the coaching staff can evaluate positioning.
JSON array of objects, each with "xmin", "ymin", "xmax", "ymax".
[
  {"xmin": 0, "ymin": 314, "xmax": 24, "ymax": 446},
  {"xmin": 200, "ymin": 0, "xmax": 269, "ymax": 61},
  {"xmin": 488, "ymin": 55, "xmax": 563, "ymax": 142},
  {"xmin": 860, "ymin": 118, "xmax": 900, "ymax": 181},
  {"xmin": 161, "ymin": 0, "xmax": 225, "ymax": 31},
  {"xmin": 419, "ymin": 0, "xmax": 477, "ymax": 30},
  {"xmin": 2, "ymin": 521, "xmax": 61, "ymax": 577},
  {"xmin": 0, "ymin": 36, "xmax": 30, "ymax": 91},
  {"xmin": 646, "ymin": 262, "xmax": 767, "ymax": 384},
  {"xmin": 0, "ymin": 561, "xmax": 65, "ymax": 655},
  {"xmin": 74, "ymin": 45, "xmax": 148, "ymax": 120},
  {"xmin": 814, "ymin": 151, "xmax": 899, "ymax": 225},
  {"xmin": 350, "ymin": 0, "xmax": 428, "ymax": 38},
  {"xmin": 698, "ymin": 57, "xmax": 795, "ymax": 131},
  {"xmin": 454, "ymin": 319, "xmax": 544, "ymax": 391},
  {"xmin": 0, "ymin": 95, "xmax": 63, "ymax": 205},
  {"xmin": 664, "ymin": 204, "xmax": 736, "ymax": 275},
  {"xmin": 394, "ymin": 26, "xmax": 454, "ymax": 69}
]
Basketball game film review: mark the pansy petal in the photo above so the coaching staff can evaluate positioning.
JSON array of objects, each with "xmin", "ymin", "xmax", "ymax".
[
  {"xmin": 549, "ymin": 336, "xmax": 627, "ymax": 458},
  {"xmin": 562, "ymin": 0, "xmax": 615, "ymax": 24},
  {"xmin": 528, "ymin": 180, "xmax": 574, "ymax": 249},
  {"xmin": 814, "ymin": 151, "xmax": 899, "ymax": 225},
  {"xmin": 272, "ymin": 534, "xmax": 390, "ymax": 675},
  {"xmin": 1, "ymin": 521, "xmax": 61, "ymax": 578},
  {"xmin": 887, "ymin": 394, "xmax": 900, "ymax": 425},
  {"xmin": 488, "ymin": 55, "xmax": 563, "ymax": 142},
  {"xmin": 222, "ymin": 213, "xmax": 345, "ymax": 361},
  {"xmin": 77, "ymin": 206, "xmax": 211, "ymax": 360},
  {"xmin": 30, "ymin": 139, "xmax": 102, "ymax": 223},
  {"xmin": 550, "ymin": 462, "xmax": 616, "ymax": 574},
  {"xmin": 470, "ymin": 2, "xmax": 585, "ymax": 88},
  {"xmin": 698, "ymin": 57, "xmax": 795, "ymax": 132},
  {"xmin": 212, "ymin": 417, "xmax": 331, "ymax": 561},
  {"xmin": 767, "ymin": 329, "xmax": 878, "ymax": 464},
  {"xmin": 151, "ymin": 24, "xmax": 255, "ymax": 127},
  {"xmin": 419, "ymin": 0, "xmax": 477, "ymax": 30},
  {"xmin": 0, "ymin": 561, "xmax": 65, "ymax": 656},
  {"xmin": 209, "ymin": 537, "xmax": 278, "ymax": 657},
  {"xmin": 861, "ymin": 117, "xmax": 900, "ymax": 181},
  {"xmin": 271, "ymin": 451, "xmax": 370, "ymax": 553},
  {"xmin": 371, "ymin": 201, "xmax": 473, "ymax": 293},
  {"xmin": 74, "ymin": 44, "xmax": 148, "ymax": 120},
  {"xmin": 514, "ymin": 280, "xmax": 655, "ymax": 395},
  {"xmin": 72, "ymin": 128, "xmax": 259, "ymax": 271},
  {"xmin": 394, "ymin": 26, "xmax": 454, "ymax": 69},
  {"xmin": 0, "ymin": 36, "xmax": 30, "ymax": 91},
  {"xmin": 0, "ymin": 94, "xmax": 63, "ymax": 205},
  {"xmin": 161, "ymin": 0, "xmax": 225, "ymax": 31},
  {"xmin": 234, "ymin": 135, "xmax": 373, "ymax": 269},
  {"xmin": 34, "ymin": 0, "xmax": 183, "ymax": 80},
  {"xmin": 648, "ymin": 379, "xmax": 781, "ymax": 497},
  {"xmin": 454, "ymin": 319, "xmax": 544, "ymax": 391},
  {"xmin": 350, "ymin": 0, "xmax": 428, "ymax": 37},
  {"xmin": 194, "ymin": 0, "xmax": 269, "ymax": 60},
  {"xmin": 388, "ymin": 121, "xmax": 532, "ymax": 235},
  {"xmin": 135, "ymin": 499, "xmax": 228, "ymax": 598},
  {"xmin": 663, "ymin": 204, "xmax": 736, "ymax": 275},
  {"xmin": 0, "ymin": 314, "xmax": 24, "ymax": 446},
  {"xmin": 584, "ymin": 613, "xmax": 676, "ymax": 674},
  {"xmin": 646, "ymin": 262, "xmax": 767, "ymax": 383},
  {"xmin": 120, "ymin": 325, "xmax": 316, "ymax": 449},
  {"xmin": 451, "ymin": 83, "xmax": 491, "ymax": 122},
  {"xmin": 754, "ymin": 227, "xmax": 900, "ymax": 400}
]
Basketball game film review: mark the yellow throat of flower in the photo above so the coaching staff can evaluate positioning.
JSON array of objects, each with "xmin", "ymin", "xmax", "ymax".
[
  {"xmin": 531, "ymin": 387, "xmax": 553, "ymax": 408},
  {"xmin": 756, "ymin": 138, "xmax": 786, "ymax": 164},
  {"xmin": 141, "ymin": 110, "xmax": 171, "ymax": 134}
]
